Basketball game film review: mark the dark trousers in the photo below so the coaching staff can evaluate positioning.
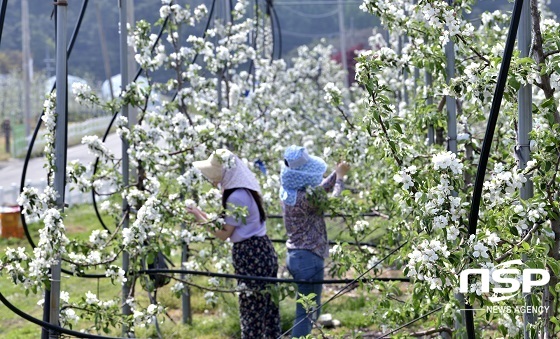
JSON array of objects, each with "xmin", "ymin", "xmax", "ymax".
[{"xmin": 233, "ymin": 235, "xmax": 281, "ymax": 339}]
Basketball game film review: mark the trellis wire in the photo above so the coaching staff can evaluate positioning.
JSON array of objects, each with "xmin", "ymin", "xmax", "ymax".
[
  {"xmin": 136, "ymin": 268, "xmax": 409, "ymax": 285},
  {"xmin": 371, "ymin": 306, "xmax": 444, "ymax": 338}
]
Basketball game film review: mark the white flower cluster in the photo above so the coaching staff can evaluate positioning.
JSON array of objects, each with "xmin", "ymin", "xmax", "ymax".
[
  {"xmin": 67, "ymin": 249, "xmax": 114, "ymax": 267},
  {"xmin": 115, "ymin": 116, "xmax": 130, "ymax": 140},
  {"xmin": 89, "ymin": 229, "xmax": 110, "ymax": 247},
  {"xmin": 204, "ymin": 291, "xmax": 218, "ymax": 304},
  {"xmin": 353, "ymin": 220, "xmax": 370, "ymax": 233},
  {"xmin": 482, "ymin": 164, "xmax": 527, "ymax": 208},
  {"xmin": 66, "ymin": 160, "xmax": 92, "ymax": 192},
  {"xmin": 133, "ymin": 303, "xmax": 165, "ymax": 328},
  {"xmin": 323, "ymin": 82, "xmax": 341, "ymax": 105},
  {"xmin": 60, "ymin": 308, "xmax": 80, "ymax": 325},
  {"xmin": 123, "ymin": 196, "xmax": 162, "ymax": 254},
  {"xmin": 18, "ymin": 186, "xmax": 48, "ymax": 220},
  {"xmin": 406, "ymin": 239, "xmax": 451, "ymax": 290},
  {"xmin": 393, "ymin": 165, "xmax": 416, "ymax": 190},
  {"xmin": 497, "ymin": 314, "xmax": 522, "ymax": 336},
  {"xmin": 512, "ymin": 202, "xmax": 547, "ymax": 236},
  {"xmin": 413, "ymin": 173, "xmax": 465, "ymax": 235},
  {"xmin": 26, "ymin": 208, "xmax": 70, "ymax": 288},
  {"xmin": 82, "ymin": 135, "xmax": 115, "ymax": 161},
  {"xmin": 170, "ymin": 282, "xmax": 185, "ymax": 295},
  {"xmin": 105, "ymin": 265, "xmax": 127, "ymax": 285},
  {"xmin": 41, "ymin": 93, "xmax": 57, "ymax": 181},
  {"xmin": 3, "ymin": 247, "xmax": 28, "ymax": 285},
  {"xmin": 432, "ymin": 151, "xmax": 463, "ymax": 175},
  {"xmin": 72, "ymin": 82, "xmax": 97, "ymax": 107},
  {"xmin": 184, "ymin": 199, "xmax": 197, "ymax": 209}
]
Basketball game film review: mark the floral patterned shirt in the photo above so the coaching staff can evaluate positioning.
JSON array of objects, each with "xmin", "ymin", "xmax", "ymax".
[{"xmin": 282, "ymin": 171, "xmax": 344, "ymax": 258}]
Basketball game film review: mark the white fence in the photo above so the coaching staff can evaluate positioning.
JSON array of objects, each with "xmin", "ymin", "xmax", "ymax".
[
  {"xmin": 0, "ymin": 180, "xmax": 107, "ymax": 208},
  {"xmin": 12, "ymin": 115, "xmax": 115, "ymax": 158}
]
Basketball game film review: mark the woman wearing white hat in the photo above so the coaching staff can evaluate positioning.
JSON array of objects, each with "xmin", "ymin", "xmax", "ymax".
[
  {"xmin": 187, "ymin": 149, "xmax": 280, "ymax": 338},
  {"xmin": 280, "ymin": 145, "xmax": 350, "ymax": 338}
]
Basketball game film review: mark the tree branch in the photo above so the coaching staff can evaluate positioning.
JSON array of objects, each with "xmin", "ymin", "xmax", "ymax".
[
  {"xmin": 410, "ymin": 326, "xmax": 453, "ymax": 337},
  {"xmin": 544, "ymin": 49, "xmax": 560, "ymax": 58},
  {"xmin": 495, "ymin": 221, "xmax": 543, "ymax": 263},
  {"xmin": 531, "ymin": 0, "xmax": 560, "ymax": 124},
  {"xmin": 337, "ymin": 106, "xmax": 355, "ymax": 130},
  {"xmin": 456, "ymin": 34, "xmax": 490, "ymax": 65}
]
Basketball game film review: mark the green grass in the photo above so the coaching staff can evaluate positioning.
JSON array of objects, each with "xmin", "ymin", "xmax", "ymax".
[{"xmin": 0, "ymin": 203, "xmax": 391, "ymax": 338}]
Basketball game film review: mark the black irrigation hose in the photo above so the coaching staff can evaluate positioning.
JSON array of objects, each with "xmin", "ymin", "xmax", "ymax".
[
  {"xmin": 0, "ymin": 0, "xmax": 8, "ymax": 46},
  {"xmin": 192, "ymin": 0, "xmax": 217, "ymax": 65},
  {"xmin": 20, "ymin": 0, "xmax": 90, "ymax": 249},
  {"xmin": 247, "ymin": 0, "xmax": 259, "ymax": 77},
  {"xmin": 0, "ymin": 292, "xmax": 123, "ymax": 338},
  {"xmin": 465, "ymin": 0, "xmax": 524, "ymax": 337},
  {"xmin": 266, "ymin": 0, "xmax": 275, "ymax": 63},
  {"xmin": 270, "ymin": 3, "xmax": 282, "ymax": 59},
  {"xmin": 372, "ymin": 306, "xmax": 444, "ymax": 338},
  {"xmin": 136, "ymin": 268, "xmax": 410, "ymax": 285}
]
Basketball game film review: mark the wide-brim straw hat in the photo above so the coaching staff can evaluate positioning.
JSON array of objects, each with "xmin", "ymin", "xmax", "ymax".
[{"xmin": 192, "ymin": 149, "xmax": 232, "ymax": 183}]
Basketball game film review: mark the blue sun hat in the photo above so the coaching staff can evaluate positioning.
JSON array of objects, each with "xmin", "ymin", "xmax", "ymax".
[{"xmin": 280, "ymin": 145, "xmax": 327, "ymax": 206}]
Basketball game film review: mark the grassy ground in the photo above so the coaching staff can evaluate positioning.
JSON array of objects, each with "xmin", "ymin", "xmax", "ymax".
[{"xmin": 0, "ymin": 204, "xmax": 393, "ymax": 338}]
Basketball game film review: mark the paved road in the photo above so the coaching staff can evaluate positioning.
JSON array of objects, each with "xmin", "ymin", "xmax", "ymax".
[{"xmin": 0, "ymin": 133, "xmax": 122, "ymax": 204}]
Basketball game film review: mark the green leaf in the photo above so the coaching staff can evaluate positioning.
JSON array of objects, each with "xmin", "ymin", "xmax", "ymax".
[
  {"xmin": 146, "ymin": 252, "xmax": 155, "ymax": 265},
  {"xmin": 548, "ymin": 261, "xmax": 560, "ymax": 277},
  {"xmin": 518, "ymin": 57, "xmax": 534, "ymax": 65},
  {"xmin": 541, "ymin": 97, "xmax": 555, "ymax": 108}
]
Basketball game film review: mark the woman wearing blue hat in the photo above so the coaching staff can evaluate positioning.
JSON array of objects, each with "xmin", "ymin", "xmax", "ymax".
[{"xmin": 280, "ymin": 145, "xmax": 350, "ymax": 337}]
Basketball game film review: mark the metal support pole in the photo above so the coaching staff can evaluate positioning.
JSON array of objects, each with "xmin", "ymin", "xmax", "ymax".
[
  {"xmin": 445, "ymin": 33, "xmax": 457, "ymax": 154},
  {"xmin": 426, "ymin": 69, "xmax": 434, "ymax": 145},
  {"xmin": 444, "ymin": 2, "xmax": 461, "ymax": 335},
  {"xmin": 22, "ymin": 0, "xmax": 31, "ymax": 137},
  {"xmin": 119, "ymin": 0, "xmax": 132, "ymax": 336},
  {"xmin": 402, "ymin": 36, "xmax": 409, "ymax": 106},
  {"xmin": 216, "ymin": 0, "xmax": 231, "ymax": 113},
  {"xmin": 518, "ymin": 0, "xmax": 533, "ymax": 336},
  {"xmin": 49, "ymin": 1, "xmax": 68, "ymax": 338},
  {"xmin": 181, "ymin": 243, "xmax": 192, "ymax": 324},
  {"xmin": 337, "ymin": 0, "xmax": 349, "ymax": 88}
]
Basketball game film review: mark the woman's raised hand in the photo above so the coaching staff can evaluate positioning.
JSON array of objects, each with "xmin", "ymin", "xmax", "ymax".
[{"xmin": 336, "ymin": 161, "xmax": 350, "ymax": 178}]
